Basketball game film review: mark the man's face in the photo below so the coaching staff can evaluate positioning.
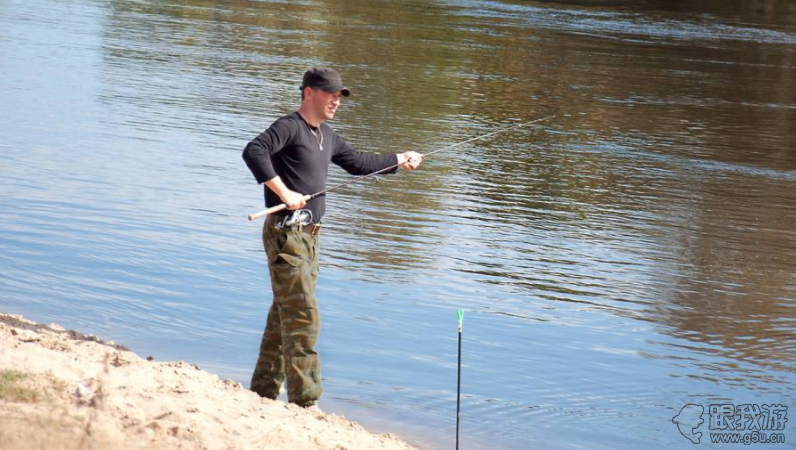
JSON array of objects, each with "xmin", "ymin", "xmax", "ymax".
[{"xmin": 309, "ymin": 88, "xmax": 342, "ymax": 121}]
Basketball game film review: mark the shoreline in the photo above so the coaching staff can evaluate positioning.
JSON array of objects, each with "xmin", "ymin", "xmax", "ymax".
[{"xmin": 0, "ymin": 313, "xmax": 419, "ymax": 450}]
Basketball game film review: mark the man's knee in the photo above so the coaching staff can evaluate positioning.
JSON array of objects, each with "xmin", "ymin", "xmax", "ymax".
[{"xmin": 280, "ymin": 308, "xmax": 319, "ymax": 353}]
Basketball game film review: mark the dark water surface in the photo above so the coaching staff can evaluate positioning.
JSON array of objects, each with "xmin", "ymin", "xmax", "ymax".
[{"xmin": 1, "ymin": 0, "xmax": 795, "ymax": 449}]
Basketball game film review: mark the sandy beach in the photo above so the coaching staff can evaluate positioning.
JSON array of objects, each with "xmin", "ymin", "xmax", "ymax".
[{"xmin": 0, "ymin": 313, "xmax": 419, "ymax": 450}]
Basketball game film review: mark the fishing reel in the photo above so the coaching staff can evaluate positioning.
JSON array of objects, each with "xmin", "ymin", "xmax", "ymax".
[{"xmin": 280, "ymin": 209, "xmax": 313, "ymax": 228}]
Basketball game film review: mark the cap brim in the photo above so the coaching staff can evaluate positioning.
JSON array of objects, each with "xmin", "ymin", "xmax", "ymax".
[{"xmin": 320, "ymin": 85, "xmax": 351, "ymax": 96}]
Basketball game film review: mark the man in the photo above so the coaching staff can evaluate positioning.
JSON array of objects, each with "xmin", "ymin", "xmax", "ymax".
[{"xmin": 242, "ymin": 67, "xmax": 422, "ymax": 410}]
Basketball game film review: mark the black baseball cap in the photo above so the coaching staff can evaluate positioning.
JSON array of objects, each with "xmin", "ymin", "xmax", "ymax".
[{"xmin": 300, "ymin": 67, "xmax": 351, "ymax": 97}]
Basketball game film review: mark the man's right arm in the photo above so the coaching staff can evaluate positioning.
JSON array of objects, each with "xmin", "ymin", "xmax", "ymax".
[
  {"xmin": 242, "ymin": 120, "xmax": 292, "ymax": 184},
  {"xmin": 242, "ymin": 119, "xmax": 307, "ymax": 210}
]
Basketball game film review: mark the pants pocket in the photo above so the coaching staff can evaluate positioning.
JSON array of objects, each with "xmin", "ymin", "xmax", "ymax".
[
  {"xmin": 276, "ymin": 252, "xmax": 303, "ymax": 267},
  {"xmin": 275, "ymin": 231, "xmax": 311, "ymax": 267}
]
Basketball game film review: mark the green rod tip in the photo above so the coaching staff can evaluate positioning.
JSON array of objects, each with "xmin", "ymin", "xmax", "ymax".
[{"xmin": 457, "ymin": 309, "xmax": 464, "ymax": 329}]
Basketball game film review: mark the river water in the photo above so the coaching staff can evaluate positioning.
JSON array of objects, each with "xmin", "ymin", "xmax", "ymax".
[{"xmin": 1, "ymin": 0, "xmax": 795, "ymax": 449}]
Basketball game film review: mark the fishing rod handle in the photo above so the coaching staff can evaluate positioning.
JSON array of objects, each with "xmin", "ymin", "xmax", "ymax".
[{"xmin": 247, "ymin": 195, "xmax": 312, "ymax": 221}]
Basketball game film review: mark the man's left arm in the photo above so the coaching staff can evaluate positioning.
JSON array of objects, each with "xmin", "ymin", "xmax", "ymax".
[{"xmin": 331, "ymin": 138, "xmax": 422, "ymax": 175}]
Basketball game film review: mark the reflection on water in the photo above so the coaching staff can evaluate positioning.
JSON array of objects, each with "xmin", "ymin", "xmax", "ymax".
[{"xmin": 1, "ymin": 0, "xmax": 794, "ymax": 449}]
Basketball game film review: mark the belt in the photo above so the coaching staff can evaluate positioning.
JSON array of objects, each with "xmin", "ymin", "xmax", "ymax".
[{"xmin": 266, "ymin": 214, "xmax": 322, "ymax": 237}]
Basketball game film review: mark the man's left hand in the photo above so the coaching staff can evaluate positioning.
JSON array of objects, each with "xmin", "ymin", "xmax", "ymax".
[{"xmin": 398, "ymin": 151, "xmax": 423, "ymax": 170}]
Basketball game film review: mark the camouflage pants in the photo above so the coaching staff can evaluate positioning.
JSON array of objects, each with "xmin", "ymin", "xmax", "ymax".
[{"xmin": 250, "ymin": 223, "xmax": 321, "ymax": 407}]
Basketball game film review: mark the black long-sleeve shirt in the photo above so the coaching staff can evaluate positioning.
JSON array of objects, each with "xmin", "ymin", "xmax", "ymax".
[{"xmin": 243, "ymin": 112, "xmax": 398, "ymax": 223}]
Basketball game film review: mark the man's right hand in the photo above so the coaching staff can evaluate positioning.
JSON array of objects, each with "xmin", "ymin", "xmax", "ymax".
[
  {"xmin": 280, "ymin": 189, "xmax": 308, "ymax": 210},
  {"xmin": 265, "ymin": 176, "xmax": 308, "ymax": 210}
]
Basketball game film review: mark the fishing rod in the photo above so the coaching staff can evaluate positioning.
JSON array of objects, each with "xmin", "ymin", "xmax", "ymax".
[{"xmin": 247, "ymin": 115, "xmax": 555, "ymax": 221}]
